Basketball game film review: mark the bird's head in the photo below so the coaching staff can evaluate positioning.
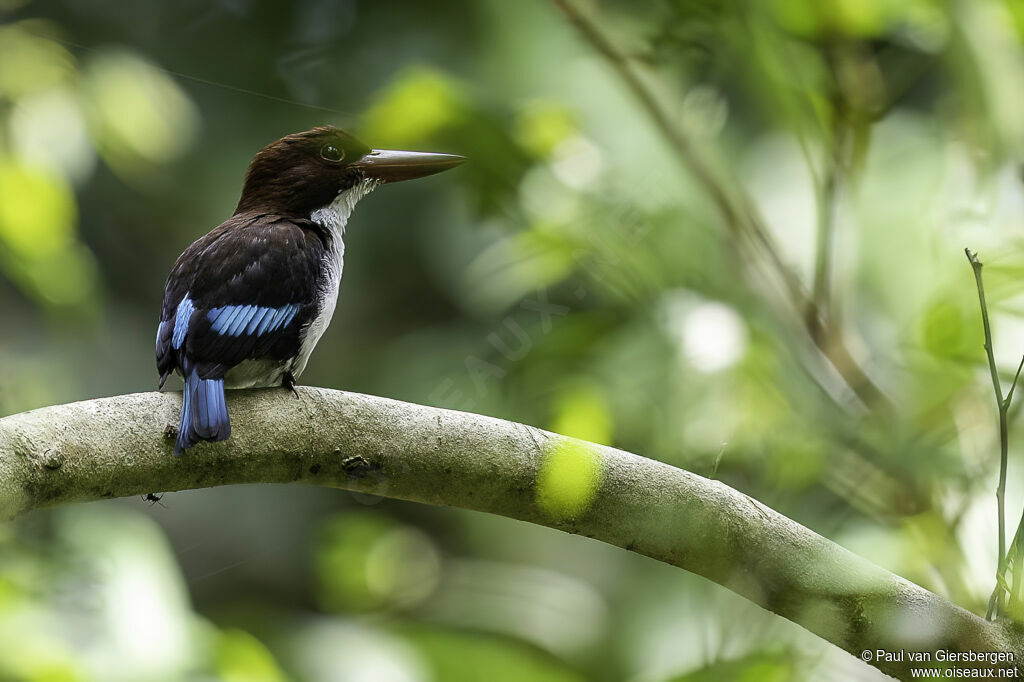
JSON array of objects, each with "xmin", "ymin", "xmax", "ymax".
[{"xmin": 235, "ymin": 126, "xmax": 464, "ymax": 216}]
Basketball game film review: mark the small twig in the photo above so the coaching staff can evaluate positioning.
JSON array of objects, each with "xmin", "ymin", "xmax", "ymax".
[
  {"xmin": 1007, "ymin": 356, "xmax": 1024, "ymax": 615},
  {"xmin": 1006, "ymin": 354, "xmax": 1024, "ymax": 408},
  {"xmin": 811, "ymin": 144, "xmax": 841, "ymax": 329},
  {"xmin": 966, "ymin": 248, "xmax": 1011, "ymax": 620},
  {"xmin": 1007, "ymin": 520, "xmax": 1024, "ymax": 615},
  {"xmin": 809, "ymin": 106, "xmax": 846, "ymax": 339}
]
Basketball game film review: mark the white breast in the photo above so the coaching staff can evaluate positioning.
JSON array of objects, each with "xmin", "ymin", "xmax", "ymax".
[{"xmin": 291, "ymin": 179, "xmax": 379, "ymax": 377}]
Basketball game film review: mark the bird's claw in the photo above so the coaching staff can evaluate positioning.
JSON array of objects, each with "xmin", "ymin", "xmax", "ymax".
[{"xmin": 283, "ymin": 372, "xmax": 300, "ymax": 399}]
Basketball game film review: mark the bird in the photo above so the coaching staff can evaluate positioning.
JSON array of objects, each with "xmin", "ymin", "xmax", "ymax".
[{"xmin": 156, "ymin": 126, "xmax": 464, "ymax": 455}]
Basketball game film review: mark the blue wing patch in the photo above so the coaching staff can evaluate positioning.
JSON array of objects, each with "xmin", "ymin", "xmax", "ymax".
[
  {"xmin": 208, "ymin": 304, "xmax": 299, "ymax": 337},
  {"xmin": 172, "ymin": 296, "xmax": 195, "ymax": 350}
]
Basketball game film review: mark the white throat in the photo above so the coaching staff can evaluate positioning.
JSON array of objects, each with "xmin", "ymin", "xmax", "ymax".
[
  {"xmin": 310, "ymin": 178, "xmax": 380, "ymax": 235},
  {"xmin": 293, "ymin": 178, "xmax": 379, "ymax": 379}
]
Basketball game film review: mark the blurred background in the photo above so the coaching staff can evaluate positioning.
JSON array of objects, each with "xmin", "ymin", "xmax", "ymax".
[{"xmin": 2, "ymin": 0, "xmax": 1024, "ymax": 679}]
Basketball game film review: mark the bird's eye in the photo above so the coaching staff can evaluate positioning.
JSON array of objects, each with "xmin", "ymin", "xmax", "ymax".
[{"xmin": 320, "ymin": 144, "xmax": 344, "ymax": 162}]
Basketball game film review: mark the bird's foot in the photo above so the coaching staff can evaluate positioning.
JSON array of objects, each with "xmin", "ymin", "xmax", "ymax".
[{"xmin": 283, "ymin": 372, "xmax": 300, "ymax": 399}]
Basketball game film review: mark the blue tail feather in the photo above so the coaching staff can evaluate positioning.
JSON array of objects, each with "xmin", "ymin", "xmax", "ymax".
[{"xmin": 175, "ymin": 363, "xmax": 231, "ymax": 456}]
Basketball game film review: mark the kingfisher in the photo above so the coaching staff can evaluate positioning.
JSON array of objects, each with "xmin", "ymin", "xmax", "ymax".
[{"xmin": 156, "ymin": 126, "xmax": 463, "ymax": 455}]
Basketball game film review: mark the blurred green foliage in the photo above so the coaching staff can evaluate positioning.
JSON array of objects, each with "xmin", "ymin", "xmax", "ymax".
[
  {"xmin": 3, "ymin": 0, "xmax": 1024, "ymax": 679},
  {"xmin": 313, "ymin": 511, "xmax": 440, "ymax": 614},
  {"xmin": 215, "ymin": 628, "xmax": 289, "ymax": 682}
]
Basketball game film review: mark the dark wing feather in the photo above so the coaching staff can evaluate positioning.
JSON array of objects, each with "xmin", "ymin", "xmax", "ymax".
[{"xmin": 156, "ymin": 212, "xmax": 327, "ymax": 381}]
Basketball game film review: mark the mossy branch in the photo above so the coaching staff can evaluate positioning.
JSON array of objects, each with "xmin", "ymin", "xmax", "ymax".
[{"xmin": 0, "ymin": 388, "xmax": 1021, "ymax": 680}]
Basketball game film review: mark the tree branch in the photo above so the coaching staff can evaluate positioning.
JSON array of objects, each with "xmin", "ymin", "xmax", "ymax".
[
  {"xmin": 550, "ymin": 0, "xmax": 890, "ymax": 411},
  {"xmin": 0, "ymin": 388, "xmax": 1020, "ymax": 679}
]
